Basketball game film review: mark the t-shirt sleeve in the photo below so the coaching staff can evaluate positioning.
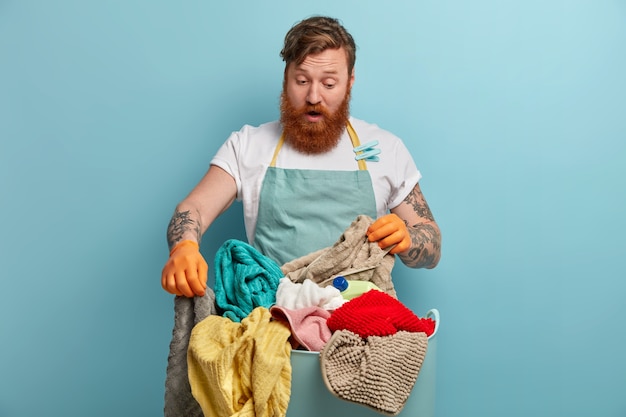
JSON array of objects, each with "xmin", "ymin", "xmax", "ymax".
[
  {"xmin": 210, "ymin": 131, "xmax": 243, "ymax": 200},
  {"xmin": 387, "ymin": 138, "xmax": 422, "ymax": 209}
]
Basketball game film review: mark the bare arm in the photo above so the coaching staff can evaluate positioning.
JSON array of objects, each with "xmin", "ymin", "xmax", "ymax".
[
  {"xmin": 390, "ymin": 183, "xmax": 442, "ymax": 269},
  {"xmin": 166, "ymin": 165, "xmax": 238, "ymax": 250}
]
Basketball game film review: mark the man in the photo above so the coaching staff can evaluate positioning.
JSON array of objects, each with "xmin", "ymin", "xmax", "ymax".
[{"xmin": 161, "ymin": 16, "xmax": 441, "ymax": 298}]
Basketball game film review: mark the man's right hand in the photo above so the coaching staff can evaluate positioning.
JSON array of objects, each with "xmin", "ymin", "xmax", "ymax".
[{"xmin": 161, "ymin": 240, "xmax": 208, "ymax": 297}]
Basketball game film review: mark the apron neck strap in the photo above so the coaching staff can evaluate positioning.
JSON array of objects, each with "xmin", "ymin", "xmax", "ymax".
[
  {"xmin": 346, "ymin": 121, "xmax": 367, "ymax": 171},
  {"xmin": 271, "ymin": 120, "xmax": 367, "ymax": 170}
]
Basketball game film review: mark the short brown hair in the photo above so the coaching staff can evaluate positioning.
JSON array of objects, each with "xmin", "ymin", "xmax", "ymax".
[{"xmin": 280, "ymin": 16, "xmax": 356, "ymax": 75}]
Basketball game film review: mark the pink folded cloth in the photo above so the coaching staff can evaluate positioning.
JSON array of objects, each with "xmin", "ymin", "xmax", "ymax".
[{"xmin": 270, "ymin": 305, "xmax": 332, "ymax": 352}]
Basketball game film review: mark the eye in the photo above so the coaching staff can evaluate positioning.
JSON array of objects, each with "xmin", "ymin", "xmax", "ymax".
[
  {"xmin": 296, "ymin": 78, "xmax": 308, "ymax": 85},
  {"xmin": 323, "ymin": 78, "xmax": 337, "ymax": 89}
]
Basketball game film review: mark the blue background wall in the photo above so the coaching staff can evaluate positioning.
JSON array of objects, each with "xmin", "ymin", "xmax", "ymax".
[{"xmin": 1, "ymin": 1, "xmax": 625, "ymax": 416}]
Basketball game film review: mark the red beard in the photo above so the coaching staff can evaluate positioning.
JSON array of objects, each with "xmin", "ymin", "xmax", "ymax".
[{"xmin": 279, "ymin": 89, "xmax": 351, "ymax": 154}]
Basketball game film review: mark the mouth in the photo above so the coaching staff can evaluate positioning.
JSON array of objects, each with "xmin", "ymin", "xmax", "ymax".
[{"xmin": 305, "ymin": 110, "xmax": 323, "ymax": 122}]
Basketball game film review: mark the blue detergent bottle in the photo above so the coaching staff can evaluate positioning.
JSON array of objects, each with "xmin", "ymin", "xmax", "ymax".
[{"xmin": 332, "ymin": 276, "xmax": 381, "ymax": 300}]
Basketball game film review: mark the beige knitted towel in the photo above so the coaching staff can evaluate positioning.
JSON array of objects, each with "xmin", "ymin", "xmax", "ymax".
[
  {"xmin": 280, "ymin": 215, "xmax": 397, "ymax": 298},
  {"xmin": 320, "ymin": 330, "xmax": 429, "ymax": 416}
]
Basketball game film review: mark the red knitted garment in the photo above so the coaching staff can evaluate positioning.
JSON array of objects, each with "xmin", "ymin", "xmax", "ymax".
[{"xmin": 327, "ymin": 290, "xmax": 435, "ymax": 338}]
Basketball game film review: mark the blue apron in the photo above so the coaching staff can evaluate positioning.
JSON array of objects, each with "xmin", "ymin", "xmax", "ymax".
[{"xmin": 253, "ymin": 121, "xmax": 378, "ymax": 265}]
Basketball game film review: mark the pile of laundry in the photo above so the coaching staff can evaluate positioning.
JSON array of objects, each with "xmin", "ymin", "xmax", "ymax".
[{"xmin": 164, "ymin": 215, "xmax": 436, "ymax": 417}]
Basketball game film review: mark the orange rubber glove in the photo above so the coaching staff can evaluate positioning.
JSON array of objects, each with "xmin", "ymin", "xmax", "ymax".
[
  {"xmin": 161, "ymin": 240, "xmax": 208, "ymax": 297},
  {"xmin": 367, "ymin": 214, "xmax": 411, "ymax": 255}
]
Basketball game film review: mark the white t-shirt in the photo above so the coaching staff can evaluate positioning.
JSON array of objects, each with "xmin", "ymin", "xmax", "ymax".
[{"xmin": 211, "ymin": 117, "xmax": 422, "ymax": 243}]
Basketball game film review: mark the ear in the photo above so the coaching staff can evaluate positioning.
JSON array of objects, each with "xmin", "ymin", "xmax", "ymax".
[{"xmin": 349, "ymin": 69, "xmax": 355, "ymax": 89}]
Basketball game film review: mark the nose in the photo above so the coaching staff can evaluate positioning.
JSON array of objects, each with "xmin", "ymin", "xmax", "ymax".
[{"xmin": 306, "ymin": 83, "xmax": 322, "ymax": 105}]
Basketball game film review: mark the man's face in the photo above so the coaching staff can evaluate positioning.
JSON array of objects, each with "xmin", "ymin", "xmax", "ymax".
[
  {"xmin": 285, "ymin": 47, "xmax": 354, "ymax": 117},
  {"xmin": 280, "ymin": 47, "xmax": 355, "ymax": 154}
]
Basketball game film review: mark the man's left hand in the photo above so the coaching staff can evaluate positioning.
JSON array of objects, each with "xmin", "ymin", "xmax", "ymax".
[{"xmin": 367, "ymin": 213, "xmax": 411, "ymax": 255}]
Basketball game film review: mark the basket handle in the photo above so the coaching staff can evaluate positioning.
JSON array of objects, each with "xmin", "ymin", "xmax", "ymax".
[{"xmin": 425, "ymin": 308, "xmax": 440, "ymax": 338}]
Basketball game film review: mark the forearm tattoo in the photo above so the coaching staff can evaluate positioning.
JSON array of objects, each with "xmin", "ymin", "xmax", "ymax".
[
  {"xmin": 404, "ymin": 186, "xmax": 435, "ymax": 221},
  {"xmin": 166, "ymin": 209, "xmax": 202, "ymax": 250},
  {"xmin": 398, "ymin": 186, "xmax": 441, "ymax": 268},
  {"xmin": 399, "ymin": 223, "xmax": 441, "ymax": 268}
]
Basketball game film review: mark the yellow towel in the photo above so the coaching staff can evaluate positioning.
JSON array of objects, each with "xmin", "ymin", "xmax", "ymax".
[{"xmin": 188, "ymin": 307, "xmax": 292, "ymax": 417}]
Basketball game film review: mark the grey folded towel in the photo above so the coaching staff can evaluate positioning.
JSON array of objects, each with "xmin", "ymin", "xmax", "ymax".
[
  {"xmin": 281, "ymin": 215, "xmax": 397, "ymax": 298},
  {"xmin": 163, "ymin": 290, "xmax": 217, "ymax": 417}
]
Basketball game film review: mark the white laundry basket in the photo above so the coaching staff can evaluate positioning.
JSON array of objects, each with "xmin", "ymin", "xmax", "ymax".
[{"xmin": 286, "ymin": 308, "xmax": 440, "ymax": 417}]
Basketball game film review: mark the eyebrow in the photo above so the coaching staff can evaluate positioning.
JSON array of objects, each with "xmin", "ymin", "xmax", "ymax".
[{"xmin": 294, "ymin": 67, "xmax": 340, "ymax": 76}]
